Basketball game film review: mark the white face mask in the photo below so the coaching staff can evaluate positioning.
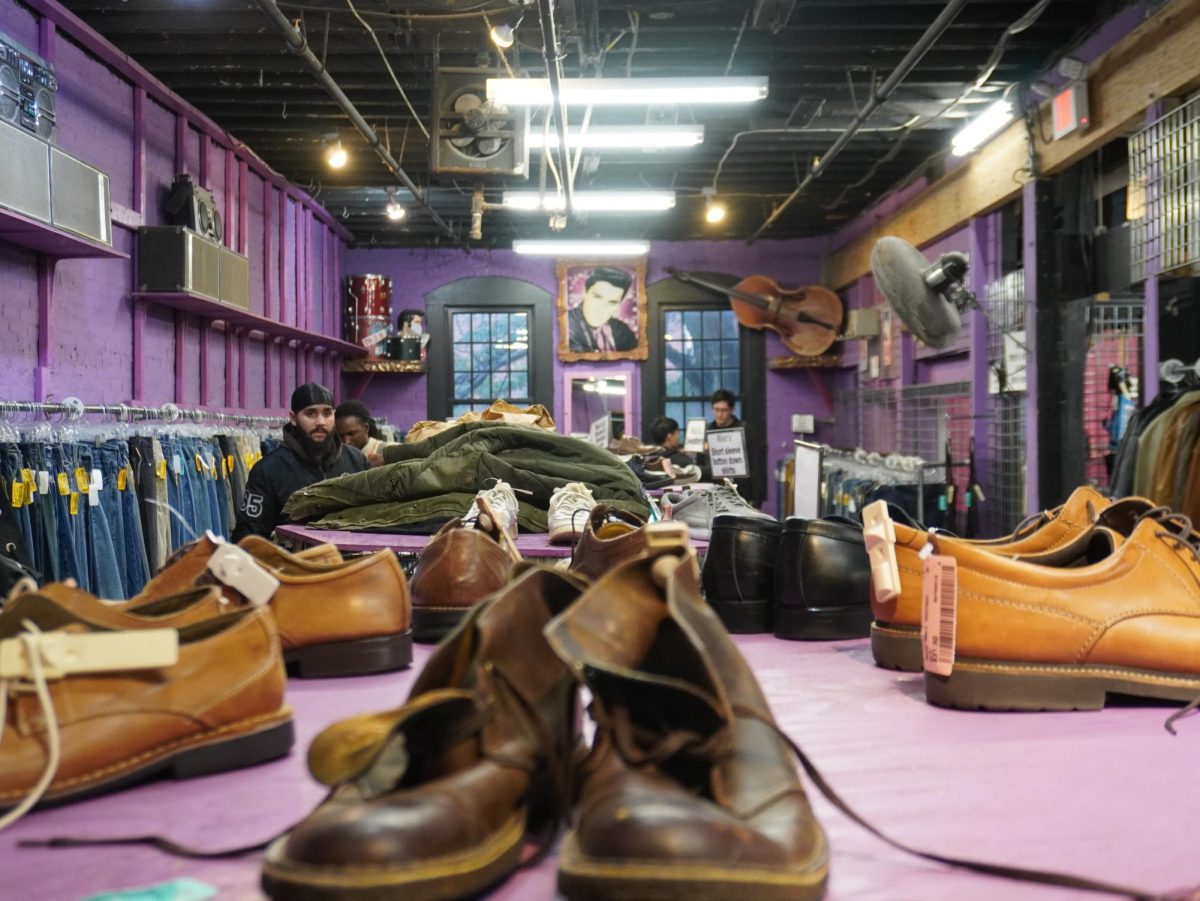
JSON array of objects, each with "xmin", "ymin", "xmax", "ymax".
[{"xmin": 409, "ymin": 322, "xmax": 423, "ymax": 336}]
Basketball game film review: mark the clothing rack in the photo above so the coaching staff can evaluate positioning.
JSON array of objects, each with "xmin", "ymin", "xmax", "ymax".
[
  {"xmin": 793, "ymin": 442, "xmax": 944, "ymax": 521},
  {"xmin": 1159, "ymin": 358, "xmax": 1200, "ymax": 385},
  {"xmin": 0, "ymin": 398, "xmax": 286, "ymax": 427}
]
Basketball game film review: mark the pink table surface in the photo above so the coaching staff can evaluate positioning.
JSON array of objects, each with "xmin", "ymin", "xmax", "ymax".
[
  {"xmin": 276, "ymin": 524, "xmax": 709, "ymax": 557},
  {"xmin": 2, "ymin": 635, "xmax": 1197, "ymax": 900}
]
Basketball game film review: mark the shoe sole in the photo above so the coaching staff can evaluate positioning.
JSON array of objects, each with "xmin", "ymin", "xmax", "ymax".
[
  {"xmin": 0, "ymin": 710, "xmax": 294, "ymax": 813},
  {"xmin": 412, "ymin": 606, "xmax": 471, "ymax": 644},
  {"xmin": 870, "ymin": 621, "xmax": 923, "ymax": 672},
  {"xmin": 284, "ymin": 630, "xmax": 413, "ymax": 678},
  {"xmin": 705, "ymin": 598, "xmax": 772, "ymax": 634},
  {"xmin": 775, "ymin": 605, "xmax": 872, "ymax": 641},
  {"xmin": 261, "ymin": 810, "xmax": 525, "ymax": 901},
  {"xmin": 925, "ymin": 658, "xmax": 1200, "ymax": 711},
  {"xmin": 549, "ymin": 523, "xmax": 583, "ymax": 545},
  {"xmin": 557, "ymin": 829, "xmax": 829, "ymax": 901}
]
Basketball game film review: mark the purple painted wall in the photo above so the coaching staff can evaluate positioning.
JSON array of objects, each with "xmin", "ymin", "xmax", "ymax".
[
  {"xmin": 0, "ymin": 0, "xmax": 347, "ymax": 414},
  {"xmin": 345, "ymin": 237, "xmax": 830, "ymax": 510}
]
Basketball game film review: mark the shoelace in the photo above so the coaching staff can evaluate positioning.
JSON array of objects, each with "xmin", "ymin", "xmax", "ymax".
[
  {"xmin": 591, "ymin": 699, "xmax": 1159, "ymax": 899},
  {"xmin": 709, "ymin": 480, "xmax": 753, "ymax": 516},
  {"xmin": 0, "ymin": 622, "xmax": 63, "ymax": 832},
  {"xmin": 464, "ymin": 479, "xmax": 525, "ymax": 538}
]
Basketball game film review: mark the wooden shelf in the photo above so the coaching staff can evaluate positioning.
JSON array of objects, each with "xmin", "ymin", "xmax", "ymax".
[
  {"xmin": 0, "ymin": 205, "xmax": 127, "ymax": 259},
  {"xmin": 342, "ymin": 358, "xmax": 426, "ymax": 374},
  {"xmin": 134, "ymin": 291, "xmax": 366, "ymax": 356},
  {"xmin": 769, "ymin": 353, "xmax": 843, "ymax": 370}
]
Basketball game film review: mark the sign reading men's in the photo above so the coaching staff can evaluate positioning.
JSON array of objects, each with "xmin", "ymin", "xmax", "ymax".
[{"xmin": 708, "ymin": 427, "xmax": 748, "ymax": 478}]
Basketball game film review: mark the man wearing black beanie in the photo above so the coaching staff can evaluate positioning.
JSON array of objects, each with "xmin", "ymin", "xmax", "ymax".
[{"xmin": 232, "ymin": 382, "xmax": 369, "ymax": 541}]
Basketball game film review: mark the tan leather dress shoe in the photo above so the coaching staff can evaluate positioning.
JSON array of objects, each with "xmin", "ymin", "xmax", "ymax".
[
  {"xmin": 567, "ymin": 504, "xmax": 647, "ymax": 581},
  {"xmin": 0, "ymin": 602, "xmax": 292, "ymax": 813},
  {"xmin": 262, "ymin": 567, "xmax": 587, "ymax": 901},
  {"xmin": 869, "ymin": 485, "xmax": 1114, "ymax": 671},
  {"xmin": 546, "ymin": 525, "xmax": 829, "ymax": 901},
  {"xmin": 922, "ymin": 510, "xmax": 1200, "ymax": 712},
  {"xmin": 2, "ymin": 584, "xmax": 230, "ymax": 634},
  {"xmin": 133, "ymin": 533, "xmax": 343, "ymax": 603},
  {"xmin": 408, "ymin": 517, "xmax": 515, "ymax": 643}
]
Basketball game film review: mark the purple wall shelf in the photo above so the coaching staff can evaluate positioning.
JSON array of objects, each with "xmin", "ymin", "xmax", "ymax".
[
  {"xmin": 0, "ymin": 205, "xmax": 126, "ymax": 260},
  {"xmin": 133, "ymin": 291, "xmax": 365, "ymax": 357}
]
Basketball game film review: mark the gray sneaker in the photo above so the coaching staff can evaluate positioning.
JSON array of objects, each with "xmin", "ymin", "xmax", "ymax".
[{"xmin": 663, "ymin": 480, "xmax": 773, "ymax": 539}]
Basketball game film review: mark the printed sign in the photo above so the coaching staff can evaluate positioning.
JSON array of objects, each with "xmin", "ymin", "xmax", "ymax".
[
  {"xmin": 683, "ymin": 418, "xmax": 707, "ymax": 453},
  {"xmin": 793, "ymin": 441, "xmax": 821, "ymax": 519},
  {"xmin": 362, "ymin": 329, "xmax": 390, "ymax": 349},
  {"xmin": 708, "ymin": 427, "xmax": 747, "ymax": 478},
  {"xmin": 590, "ymin": 414, "xmax": 611, "ymax": 448}
]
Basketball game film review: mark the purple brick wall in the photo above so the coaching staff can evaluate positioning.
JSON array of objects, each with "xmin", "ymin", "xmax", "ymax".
[
  {"xmin": 345, "ymin": 238, "xmax": 831, "ymax": 510},
  {"xmin": 0, "ymin": 0, "xmax": 347, "ymax": 414}
]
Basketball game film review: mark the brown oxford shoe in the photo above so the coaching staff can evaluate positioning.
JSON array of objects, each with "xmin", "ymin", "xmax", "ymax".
[
  {"xmin": 866, "ymin": 485, "xmax": 1116, "ymax": 672},
  {"xmin": 132, "ymin": 533, "xmax": 343, "ymax": 603},
  {"xmin": 567, "ymin": 504, "xmax": 647, "ymax": 582},
  {"xmin": 0, "ymin": 602, "xmax": 293, "ymax": 815},
  {"xmin": 921, "ymin": 507, "xmax": 1200, "ymax": 713},
  {"xmin": 261, "ymin": 567, "xmax": 587, "ymax": 901},
  {"xmin": 545, "ymin": 524, "xmax": 829, "ymax": 901},
  {"xmin": 2, "ymin": 583, "xmax": 230, "ymax": 635},
  {"xmin": 408, "ymin": 514, "xmax": 517, "ymax": 643}
]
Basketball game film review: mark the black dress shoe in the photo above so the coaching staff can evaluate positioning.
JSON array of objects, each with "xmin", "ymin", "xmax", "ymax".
[
  {"xmin": 700, "ymin": 513, "xmax": 783, "ymax": 633},
  {"xmin": 774, "ymin": 517, "xmax": 872, "ymax": 640}
]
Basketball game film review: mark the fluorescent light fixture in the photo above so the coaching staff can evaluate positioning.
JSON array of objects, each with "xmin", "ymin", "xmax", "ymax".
[
  {"xmin": 951, "ymin": 101, "xmax": 1014, "ymax": 157},
  {"xmin": 512, "ymin": 240, "xmax": 650, "ymax": 256},
  {"xmin": 487, "ymin": 77, "xmax": 768, "ymax": 107},
  {"xmin": 502, "ymin": 191, "xmax": 675, "ymax": 212},
  {"xmin": 527, "ymin": 125, "xmax": 705, "ymax": 150},
  {"xmin": 583, "ymin": 381, "xmax": 627, "ymax": 396}
]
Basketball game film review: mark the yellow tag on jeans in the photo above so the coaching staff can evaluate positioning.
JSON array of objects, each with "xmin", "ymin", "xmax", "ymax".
[
  {"xmin": 69, "ymin": 493, "xmax": 79, "ymax": 515},
  {"xmin": 156, "ymin": 460, "xmax": 168, "ymax": 481},
  {"xmin": 21, "ymin": 469, "xmax": 34, "ymax": 488},
  {"xmin": 117, "ymin": 467, "xmax": 129, "ymax": 491},
  {"xmin": 57, "ymin": 473, "xmax": 70, "ymax": 496},
  {"xmin": 11, "ymin": 481, "xmax": 24, "ymax": 508},
  {"xmin": 75, "ymin": 468, "xmax": 89, "ymax": 492}
]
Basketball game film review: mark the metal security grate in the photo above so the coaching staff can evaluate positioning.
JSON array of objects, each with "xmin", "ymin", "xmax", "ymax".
[
  {"xmin": 1083, "ymin": 300, "xmax": 1143, "ymax": 485},
  {"xmin": 1130, "ymin": 96, "xmax": 1200, "ymax": 281},
  {"xmin": 983, "ymin": 270, "xmax": 1029, "ymax": 536}
]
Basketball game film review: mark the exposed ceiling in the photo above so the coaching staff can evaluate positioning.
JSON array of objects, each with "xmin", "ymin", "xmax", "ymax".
[{"xmin": 61, "ymin": 0, "xmax": 1131, "ymax": 248}]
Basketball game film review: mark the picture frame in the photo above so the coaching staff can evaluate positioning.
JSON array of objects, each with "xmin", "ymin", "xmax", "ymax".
[{"xmin": 557, "ymin": 259, "xmax": 649, "ymax": 362}]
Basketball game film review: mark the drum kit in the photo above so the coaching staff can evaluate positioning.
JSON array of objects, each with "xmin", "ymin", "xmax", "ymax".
[{"xmin": 344, "ymin": 275, "xmax": 422, "ymax": 361}]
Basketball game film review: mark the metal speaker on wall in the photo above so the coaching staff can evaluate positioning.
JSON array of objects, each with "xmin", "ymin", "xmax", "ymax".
[
  {"xmin": 431, "ymin": 68, "xmax": 529, "ymax": 180},
  {"xmin": 0, "ymin": 34, "xmax": 57, "ymax": 142},
  {"xmin": 0, "ymin": 117, "xmax": 50, "ymax": 222},
  {"xmin": 50, "ymin": 147, "xmax": 110, "ymax": 246},
  {"xmin": 870, "ymin": 236, "xmax": 978, "ymax": 349},
  {"xmin": 138, "ymin": 226, "xmax": 222, "ymax": 300}
]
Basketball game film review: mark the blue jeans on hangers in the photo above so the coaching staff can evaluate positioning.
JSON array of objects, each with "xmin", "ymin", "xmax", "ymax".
[
  {"xmin": 22, "ymin": 442, "xmax": 58, "ymax": 581},
  {"xmin": 160, "ymin": 437, "xmax": 195, "ymax": 551},
  {"xmin": 48, "ymin": 444, "xmax": 85, "ymax": 589},
  {"xmin": 98, "ymin": 441, "xmax": 151, "ymax": 597},
  {"xmin": 78, "ymin": 443, "xmax": 123, "ymax": 600},
  {"xmin": 0, "ymin": 443, "xmax": 34, "ymax": 566}
]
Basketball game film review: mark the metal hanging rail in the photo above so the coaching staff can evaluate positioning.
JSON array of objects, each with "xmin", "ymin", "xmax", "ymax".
[{"xmin": 0, "ymin": 398, "xmax": 287, "ymax": 427}]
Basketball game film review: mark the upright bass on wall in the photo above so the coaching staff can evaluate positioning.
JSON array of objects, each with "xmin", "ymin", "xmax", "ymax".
[{"xmin": 666, "ymin": 268, "xmax": 844, "ymax": 356}]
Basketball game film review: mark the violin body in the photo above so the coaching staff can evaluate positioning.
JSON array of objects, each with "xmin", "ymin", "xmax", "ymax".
[{"xmin": 667, "ymin": 268, "xmax": 844, "ymax": 357}]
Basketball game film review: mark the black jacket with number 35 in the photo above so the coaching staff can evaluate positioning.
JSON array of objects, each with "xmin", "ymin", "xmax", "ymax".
[{"xmin": 232, "ymin": 436, "xmax": 368, "ymax": 541}]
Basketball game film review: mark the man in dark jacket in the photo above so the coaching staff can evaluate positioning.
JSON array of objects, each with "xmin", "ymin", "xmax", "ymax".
[
  {"xmin": 233, "ymin": 382, "xmax": 369, "ymax": 541},
  {"xmin": 697, "ymin": 388, "xmax": 763, "ymax": 507}
]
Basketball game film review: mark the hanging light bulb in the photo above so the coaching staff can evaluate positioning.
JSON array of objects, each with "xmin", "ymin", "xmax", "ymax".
[
  {"xmin": 702, "ymin": 187, "xmax": 726, "ymax": 224},
  {"xmin": 325, "ymin": 138, "xmax": 347, "ymax": 170},
  {"xmin": 385, "ymin": 188, "xmax": 405, "ymax": 221},
  {"xmin": 489, "ymin": 12, "xmax": 523, "ymax": 49}
]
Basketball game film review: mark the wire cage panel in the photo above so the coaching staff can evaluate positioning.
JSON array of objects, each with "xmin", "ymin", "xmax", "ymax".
[
  {"xmin": 1131, "ymin": 94, "xmax": 1200, "ymax": 281},
  {"xmin": 1083, "ymin": 300, "xmax": 1144, "ymax": 486},
  {"xmin": 983, "ymin": 269, "xmax": 1029, "ymax": 536}
]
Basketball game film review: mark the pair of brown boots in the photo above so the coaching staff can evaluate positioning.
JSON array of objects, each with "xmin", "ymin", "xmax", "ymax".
[
  {"xmin": 0, "ymin": 534, "xmax": 412, "ymax": 820},
  {"xmin": 262, "ymin": 525, "xmax": 830, "ymax": 901}
]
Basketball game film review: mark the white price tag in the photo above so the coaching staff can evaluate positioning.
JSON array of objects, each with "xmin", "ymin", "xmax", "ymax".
[
  {"xmin": 91, "ymin": 468, "xmax": 103, "ymax": 492},
  {"xmin": 37, "ymin": 471, "xmax": 50, "ymax": 495}
]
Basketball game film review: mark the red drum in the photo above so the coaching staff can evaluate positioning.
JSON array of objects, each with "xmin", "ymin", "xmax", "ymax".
[{"xmin": 344, "ymin": 274, "xmax": 393, "ymax": 357}]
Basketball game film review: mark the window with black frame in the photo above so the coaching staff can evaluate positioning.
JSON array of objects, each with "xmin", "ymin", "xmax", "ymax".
[
  {"xmin": 450, "ymin": 310, "xmax": 531, "ymax": 417},
  {"xmin": 663, "ymin": 308, "xmax": 742, "ymax": 424}
]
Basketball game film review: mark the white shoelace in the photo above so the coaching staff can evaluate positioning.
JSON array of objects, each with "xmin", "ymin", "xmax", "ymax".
[{"xmin": 0, "ymin": 622, "xmax": 62, "ymax": 832}]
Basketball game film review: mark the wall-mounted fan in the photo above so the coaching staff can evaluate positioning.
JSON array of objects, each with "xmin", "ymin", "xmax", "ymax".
[
  {"xmin": 870, "ymin": 236, "xmax": 979, "ymax": 348},
  {"xmin": 431, "ymin": 68, "xmax": 529, "ymax": 179}
]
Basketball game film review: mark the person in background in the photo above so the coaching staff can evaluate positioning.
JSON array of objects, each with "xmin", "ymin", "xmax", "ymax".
[
  {"xmin": 397, "ymin": 309, "xmax": 424, "ymax": 338},
  {"xmin": 698, "ymin": 388, "xmax": 763, "ymax": 506},
  {"xmin": 649, "ymin": 415, "xmax": 694, "ymax": 468},
  {"xmin": 336, "ymin": 400, "xmax": 390, "ymax": 467},
  {"xmin": 233, "ymin": 383, "xmax": 369, "ymax": 541}
]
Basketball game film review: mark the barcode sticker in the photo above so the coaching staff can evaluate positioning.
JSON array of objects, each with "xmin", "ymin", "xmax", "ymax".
[{"xmin": 921, "ymin": 554, "xmax": 957, "ymax": 677}]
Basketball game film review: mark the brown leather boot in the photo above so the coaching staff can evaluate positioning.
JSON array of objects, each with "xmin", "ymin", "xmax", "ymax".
[
  {"xmin": 867, "ymin": 486, "xmax": 1117, "ymax": 672},
  {"xmin": 132, "ymin": 533, "xmax": 343, "ymax": 603},
  {"xmin": 921, "ymin": 506, "xmax": 1200, "ymax": 714},
  {"xmin": 0, "ymin": 600, "xmax": 292, "ymax": 816},
  {"xmin": 567, "ymin": 504, "xmax": 647, "ymax": 581},
  {"xmin": 261, "ymin": 567, "xmax": 587, "ymax": 901},
  {"xmin": 545, "ymin": 524, "xmax": 829, "ymax": 901},
  {"xmin": 408, "ymin": 514, "xmax": 517, "ymax": 643}
]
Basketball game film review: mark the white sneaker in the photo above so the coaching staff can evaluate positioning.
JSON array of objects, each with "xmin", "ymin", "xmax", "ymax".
[
  {"xmin": 548, "ymin": 481, "xmax": 597, "ymax": 545},
  {"xmin": 464, "ymin": 479, "xmax": 520, "ymax": 542}
]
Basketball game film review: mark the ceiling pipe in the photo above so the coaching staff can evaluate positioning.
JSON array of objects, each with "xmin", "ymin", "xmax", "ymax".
[
  {"xmin": 747, "ymin": 0, "xmax": 970, "ymax": 244},
  {"xmin": 249, "ymin": 0, "xmax": 465, "ymax": 248},
  {"xmin": 535, "ymin": 0, "xmax": 576, "ymax": 215}
]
